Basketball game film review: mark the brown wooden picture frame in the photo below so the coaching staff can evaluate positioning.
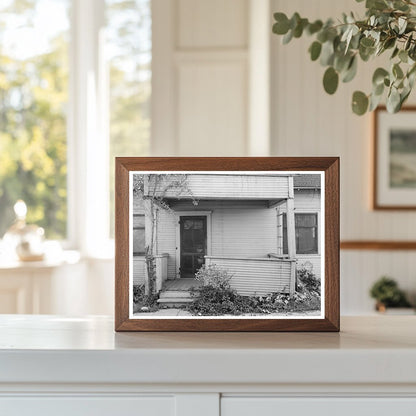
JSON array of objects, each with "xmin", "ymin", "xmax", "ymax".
[
  {"xmin": 373, "ymin": 106, "xmax": 416, "ymax": 210},
  {"xmin": 115, "ymin": 157, "xmax": 340, "ymax": 332}
]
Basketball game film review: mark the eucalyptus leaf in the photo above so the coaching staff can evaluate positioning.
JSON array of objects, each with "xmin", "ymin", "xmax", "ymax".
[
  {"xmin": 393, "ymin": 63, "xmax": 404, "ymax": 79},
  {"xmin": 323, "ymin": 67, "xmax": 339, "ymax": 94},
  {"xmin": 405, "ymin": 34, "xmax": 413, "ymax": 50},
  {"xmin": 383, "ymin": 37, "xmax": 396, "ymax": 50},
  {"xmin": 372, "ymin": 67, "xmax": 389, "ymax": 85},
  {"xmin": 373, "ymin": 82, "xmax": 385, "ymax": 96},
  {"xmin": 369, "ymin": 92, "xmax": 383, "ymax": 111},
  {"xmin": 398, "ymin": 17, "xmax": 407, "ymax": 34},
  {"xmin": 391, "ymin": 47, "xmax": 399, "ymax": 59},
  {"xmin": 309, "ymin": 41, "xmax": 322, "ymax": 61},
  {"xmin": 282, "ymin": 29, "xmax": 293, "ymax": 44},
  {"xmin": 320, "ymin": 40, "xmax": 335, "ymax": 66},
  {"xmin": 307, "ymin": 20, "xmax": 323, "ymax": 35},
  {"xmin": 273, "ymin": 13, "xmax": 290, "ymax": 34},
  {"xmin": 399, "ymin": 49, "xmax": 408, "ymax": 63},
  {"xmin": 352, "ymin": 91, "xmax": 369, "ymax": 115},
  {"xmin": 342, "ymin": 56, "xmax": 358, "ymax": 82},
  {"xmin": 387, "ymin": 87, "xmax": 401, "ymax": 112},
  {"xmin": 366, "ymin": 0, "xmax": 388, "ymax": 10}
]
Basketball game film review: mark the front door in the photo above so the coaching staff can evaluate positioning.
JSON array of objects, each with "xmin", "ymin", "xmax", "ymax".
[{"xmin": 180, "ymin": 216, "xmax": 207, "ymax": 278}]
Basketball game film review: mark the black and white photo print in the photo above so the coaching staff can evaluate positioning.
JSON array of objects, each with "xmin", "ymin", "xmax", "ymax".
[{"xmin": 129, "ymin": 172, "xmax": 324, "ymax": 319}]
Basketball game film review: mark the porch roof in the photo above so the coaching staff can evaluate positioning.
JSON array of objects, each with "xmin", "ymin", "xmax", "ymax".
[{"xmin": 145, "ymin": 174, "xmax": 291, "ymax": 201}]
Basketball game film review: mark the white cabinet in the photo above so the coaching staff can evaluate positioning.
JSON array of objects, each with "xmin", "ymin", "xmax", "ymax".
[
  {"xmin": 1, "ymin": 397, "xmax": 175, "ymax": 416},
  {"xmin": 221, "ymin": 398, "xmax": 416, "ymax": 416}
]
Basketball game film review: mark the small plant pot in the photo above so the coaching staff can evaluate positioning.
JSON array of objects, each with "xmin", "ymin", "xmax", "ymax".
[
  {"xmin": 375, "ymin": 301, "xmax": 386, "ymax": 313},
  {"xmin": 375, "ymin": 302, "xmax": 415, "ymax": 315}
]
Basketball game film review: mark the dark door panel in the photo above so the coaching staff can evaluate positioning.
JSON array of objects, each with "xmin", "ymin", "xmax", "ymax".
[{"xmin": 180, "ymin": 216, "xmax": 207, "ymax": 278}]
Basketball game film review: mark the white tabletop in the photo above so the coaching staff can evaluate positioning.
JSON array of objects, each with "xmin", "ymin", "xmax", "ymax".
[{"xmin": 0, "ymin": 315, "xmax": 415, "ymax": 385}]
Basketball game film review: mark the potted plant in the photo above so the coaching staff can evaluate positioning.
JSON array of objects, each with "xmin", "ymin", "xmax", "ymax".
[{"xmin": 369, "ymin": 276, "xmax": 413, "ymax": 313}]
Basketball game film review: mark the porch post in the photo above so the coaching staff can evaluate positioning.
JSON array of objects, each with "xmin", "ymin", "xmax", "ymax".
[
  {"xmin": 286, "ymin": 176, "xmax": 296, "ymax": 294},
  {"xmin": 143, "ymin": 175, "xmax": 153, "ymax": 295}
]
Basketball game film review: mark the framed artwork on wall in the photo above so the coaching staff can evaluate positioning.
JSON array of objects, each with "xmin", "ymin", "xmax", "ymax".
[
  {"xmin": 374, "ymin": 106, "xmax": 416, "ymax": 209},
  {"xmin": 115, "ymin": 157, "xmax": 339, "ymax": 332}
]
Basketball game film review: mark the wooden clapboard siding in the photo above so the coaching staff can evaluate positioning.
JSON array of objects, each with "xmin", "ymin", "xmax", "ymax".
[
  {"xmin": 293, "ymin": 189, "xmax": 321, "ymax": 211},
  {"xmin": 148, "ymin": 174, "xmax": 290, "ymax": 200},
  {"xmin": 211, "ymin": 207, "xmax": 278, "ymax": 257},
  {"xmin": 297, "ymin": 255, "xmax": 321, "ymax": 279},
  {"xmin": 155, "ymin": 209, "xmax": 177, "ymax": 279},
  {"xmin": 133, "ymin": 257, "xmax": 146, "ymax": 285},
  {"xmin": 206, "ymin": 256, "xmax": 293, "ymax": 296}
]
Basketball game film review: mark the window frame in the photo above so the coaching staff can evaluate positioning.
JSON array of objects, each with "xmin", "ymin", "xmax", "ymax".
[{"xmin": 282, "ymin": 211, "xmax": 320, "ymax": 256}]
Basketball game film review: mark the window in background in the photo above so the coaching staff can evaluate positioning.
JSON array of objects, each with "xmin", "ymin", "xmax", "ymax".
[
  {"xmin": 0, "ymin": 0, "xmax": 70, "ymax": 239},
  {"xmin": 106, "ymin": 0, "xmax": 151, "ymax": 237},
  {"xmin": 283, "ymin": 213, "xmax": 318, "ymax": 255}
]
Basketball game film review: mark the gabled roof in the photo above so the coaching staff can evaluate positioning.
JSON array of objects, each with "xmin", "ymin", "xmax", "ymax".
[{"xmin": 293, "ymin": 174, "xmax": 321, "ymax": 189}]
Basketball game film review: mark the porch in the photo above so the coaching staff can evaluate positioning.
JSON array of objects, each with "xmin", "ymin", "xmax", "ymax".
[{"xmin": 205, "ymin": 255, "xmax": 296, "ymax": 296}]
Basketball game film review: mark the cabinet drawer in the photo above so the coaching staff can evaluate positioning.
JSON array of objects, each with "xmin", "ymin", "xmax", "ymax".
[
  {"xmin": 0, "ymin": 396, "xmax": 175, "ymax": 416},
  {"xmin": 221, "ymin": 397, "xmax": 416, "ymax": 416}
]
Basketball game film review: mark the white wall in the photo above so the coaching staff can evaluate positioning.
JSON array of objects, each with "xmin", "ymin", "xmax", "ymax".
[
  {"xmin": 271, "ymin": 0, "xmax": 416, "ymax": 313},
  {"xmin": 44, "ymin": 0, "xmax": 416, "ymax": 316}
]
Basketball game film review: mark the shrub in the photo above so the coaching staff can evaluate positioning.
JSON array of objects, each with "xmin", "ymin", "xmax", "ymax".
[
  {"xmin": 370, "ymin": 277, "xmax": 411, "ymax": 308},
  {"xmin": 297, "ymin": 267, "xmax": 320, "ymax": 294},
  {"xmin": 189, "ymin": 285, "xmax": 254, "ymax": 316},
  {"xmin": 195, "ymin": 264, "xmax": 233, "ymax": 290},
  {"xmin": 188, "ymin": 264, "xmax": 321, "ymax": 316},
  {"xmin": 133, "ymin": 284, "xmax": 159, "ymax": 309}
]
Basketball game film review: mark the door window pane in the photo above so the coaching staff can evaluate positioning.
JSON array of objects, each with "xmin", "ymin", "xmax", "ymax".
[{"xmin": 0, "ymin": 0, "xmax": 70, "ymax": 238}]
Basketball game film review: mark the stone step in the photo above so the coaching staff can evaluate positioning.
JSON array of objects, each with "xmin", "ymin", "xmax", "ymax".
[{"xmin": 159, "ymin": 290, "xmax": 194, "ymax": 299}]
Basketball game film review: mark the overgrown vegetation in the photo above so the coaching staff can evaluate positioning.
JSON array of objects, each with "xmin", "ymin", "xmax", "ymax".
[
  {"xmin": 188, "ymin": 265, "xmax": 321, "ymax": 316},
  {"xmin": 195, "ymin": 264, "xmax": 233, "ymax": 290},
  {"xmin": 272, "ymin": 0, "xmax": 416, "ymax": 115},
  {"xmin": 132, "ymin": 284, "xmax": 159, "ymax": 312}
]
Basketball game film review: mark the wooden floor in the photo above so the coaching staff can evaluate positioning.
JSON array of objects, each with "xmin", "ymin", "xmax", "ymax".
[{"xmin": 163, "ymin": 278, "xmax": 202, "ymax": 291}]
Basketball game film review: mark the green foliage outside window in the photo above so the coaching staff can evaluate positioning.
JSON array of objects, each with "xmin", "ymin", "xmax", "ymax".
[{"xmin": 0, "ymin": 0, "xmax": 69, "ymax": 238}]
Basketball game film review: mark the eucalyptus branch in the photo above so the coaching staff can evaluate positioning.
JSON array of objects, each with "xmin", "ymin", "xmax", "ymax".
[{"xmin": 272, "ymin": 0, "xmax": 416, "ymax": 114}]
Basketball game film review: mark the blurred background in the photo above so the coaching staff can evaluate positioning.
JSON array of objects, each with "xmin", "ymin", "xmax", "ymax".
[{"xmin": 0, "ymin": 0, "xmax": 415, "ymax": 316}]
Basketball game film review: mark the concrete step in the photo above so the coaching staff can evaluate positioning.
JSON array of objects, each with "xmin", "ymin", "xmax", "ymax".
[
  {"xmin": 157, "ymin": 298, "xmax": 194, "ymax": 308},
  {"xmin": 159, "ymin": 290, "xmax": 194, "ymax": 299}
]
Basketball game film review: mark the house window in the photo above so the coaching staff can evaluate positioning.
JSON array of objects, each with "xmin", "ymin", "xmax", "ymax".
[
  {"xmin": 133, "ymin": 214, "xmax": 145, "ymax": 255},
  {"xmin": 283, "ymin": 213, "xmax": 318, "ymax": 255}
]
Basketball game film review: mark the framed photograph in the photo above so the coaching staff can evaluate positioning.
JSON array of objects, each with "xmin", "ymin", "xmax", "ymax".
[
  {"xmin": 374, "ymin": 106, "xmax": 416, "ymax": 209},
  {"xmin": 115, "ymin": 157, "xmax": 339, "ymax": 331}
]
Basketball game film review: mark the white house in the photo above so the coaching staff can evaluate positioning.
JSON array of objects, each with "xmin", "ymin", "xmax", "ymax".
[{"xmin": 133, "ymin": 173, "xmax": 321, "ymax": 299}]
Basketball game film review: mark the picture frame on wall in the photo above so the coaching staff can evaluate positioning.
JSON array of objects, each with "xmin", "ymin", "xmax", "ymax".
[
  {"xmin": 374, "ymin": 106, "xmax": 416, "ymax": 210},
  {"xmin": 115, "ymin": 157, "xmax": 339, "ymax": 332}
]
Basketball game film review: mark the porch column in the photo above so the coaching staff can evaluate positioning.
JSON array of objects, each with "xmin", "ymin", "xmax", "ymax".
[
  {"xmin": 143, "ymin": 175, "xmax": 154, "ymax": 295},
  {"xmin": 286, "ymin": 176, "xmax": 296, "ymax": 294}
]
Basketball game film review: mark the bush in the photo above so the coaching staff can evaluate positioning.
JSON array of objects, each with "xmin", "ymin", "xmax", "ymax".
[
  {"xmin": 370, "ymin": 277, "xmax": 411, "ymax": 308},
  {"xmin": 297, "ymin": 267, "xmax": 320, "ymax": 294},
  {"xmin": 195, "ymin": 264, "xmax": 233, "ymax": 290},
  {"xmin": 188, "ymin": 264, "xmax": 321, "ymax": 316},
  {"xmin": 133, "ymin": 284, "xmax": 159, "ymax": 310},
  {"xmin": 189, "ymin": 285, "xmax": 255, "ymax": 316}
]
